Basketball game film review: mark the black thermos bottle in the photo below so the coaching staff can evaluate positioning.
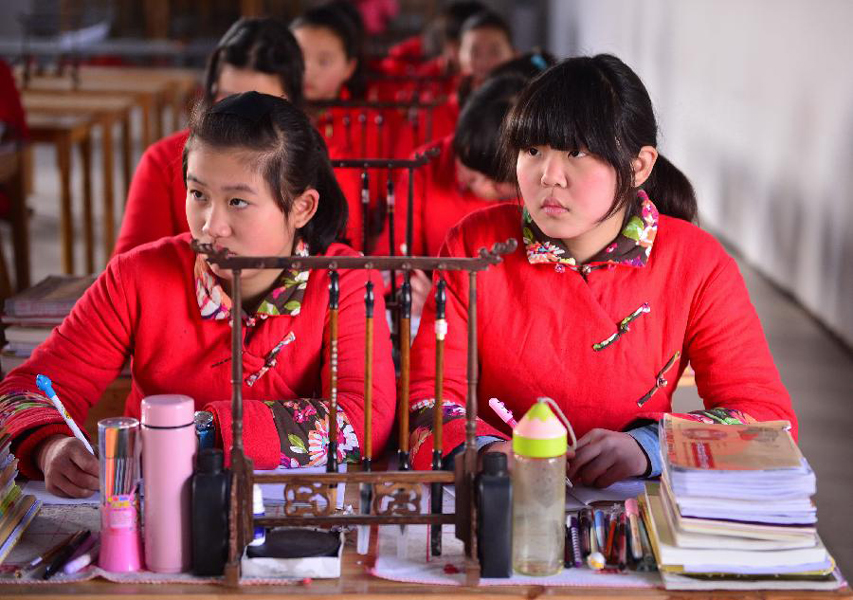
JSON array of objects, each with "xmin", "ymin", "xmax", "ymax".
[
  {"xmin": 476, "ymin": 452, "xmax": 513, "ymax": 577},
  {"xmin": 191, "ymin": 448, "xmax": 230, "ymax": 576}
]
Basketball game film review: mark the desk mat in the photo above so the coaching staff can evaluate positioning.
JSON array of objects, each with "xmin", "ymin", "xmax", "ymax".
[{"xmin": 0, "ymin": 505, "xmax": 302, "ymax": 586}]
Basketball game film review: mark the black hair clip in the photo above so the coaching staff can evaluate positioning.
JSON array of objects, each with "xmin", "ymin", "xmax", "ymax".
[{"xmin": 209, "ymin": 91, "xmax": 280, "ymax": 124}]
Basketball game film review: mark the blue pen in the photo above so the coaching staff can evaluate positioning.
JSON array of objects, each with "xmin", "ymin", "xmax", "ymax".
[
  {"xmin": 593, "ymin": 509, "xmax": 606, "ymax": 552},
  {"xmin": 36, "ymin": 374, "xmax": 94, "ymax": 454}
]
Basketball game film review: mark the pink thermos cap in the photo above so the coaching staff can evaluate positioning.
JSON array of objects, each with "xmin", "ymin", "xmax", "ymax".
[{"xmin": 141, "ymin": 394, "xmax": 195, "ymax": 427}]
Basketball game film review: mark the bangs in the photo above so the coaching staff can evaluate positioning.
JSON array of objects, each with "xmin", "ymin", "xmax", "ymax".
[{"xmin": 504, "ymin": 59, "xmax": 621, "ymax": 159}]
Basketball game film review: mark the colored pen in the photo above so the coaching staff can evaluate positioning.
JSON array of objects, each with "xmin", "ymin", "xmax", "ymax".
[
  {"xmin": 586, "ymin": 524, "xmax": 606, "ymax": 572},
  {"xmin": 578, "ymin": 508, "xmax": 592, "ymax": 558},
  {"xmin": 617, "ymin": 513, "xmax": 627, "ymax": 571},
  {"xmin": 625, "ymin": 498, "xmax": 643, "ymax": 562},
  {"xmin": 36, "ymin": 375, "xmax": 94, "ymax": 454},
  {"xmin": 564, "ymin": 519, "xmax": 572, "ymax": 568},
  {"xmin": 593, "ymin": 509, "xmax": 606, "ymax": 552},
  {"xmin": 43, "ymin": 530, "xmax": 91, "ymax": 580},
  {"xmin": 604, "ymin": 513, "xmax": 617, "ymax": 563},
  {"xmin": 638, "ymin": 517, "xmax": 657, "ymax": 571},
  {"xmin": 488, "ymin": 398, "xmax": 518, "ymax": 428},
  {"xmin": 569, "ymin": 515, "xmax": 583, "ymax": 568},
  {"xmin": 14, "ymin": 531, "xmax": 80, "ymax": 578},
  {"xmin": 62, "ymin": 535, "xmax": 98, "ymax": 574}
]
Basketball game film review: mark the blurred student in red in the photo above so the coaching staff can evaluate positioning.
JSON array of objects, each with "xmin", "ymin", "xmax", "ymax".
[{"xmin": 114, "ymin": 18, "xmax": 304, "ymax": 255}]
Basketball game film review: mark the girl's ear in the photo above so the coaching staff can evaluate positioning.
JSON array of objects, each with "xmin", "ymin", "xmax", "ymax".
[
  {"xmin": 344, "ymin": 57, "xmax": 357, "ymax": 81},
  {"xmin": 291, "ymin": 188, "xmax": 320, "ymax": 229},
  {"xmin": 632, "ymin": 146, "xmax": 659, "ymax": 187}
]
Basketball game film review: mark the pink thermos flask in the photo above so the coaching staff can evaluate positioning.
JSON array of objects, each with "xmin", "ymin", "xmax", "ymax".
[{"xmin": 141, "ymin": 394, "xmax": 197, "ymax": 572}]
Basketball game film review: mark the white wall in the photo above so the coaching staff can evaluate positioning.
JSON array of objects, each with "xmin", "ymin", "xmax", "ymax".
[{"xmin": 548, "ymin": 0, "xmax": 853, "ymax": 346}]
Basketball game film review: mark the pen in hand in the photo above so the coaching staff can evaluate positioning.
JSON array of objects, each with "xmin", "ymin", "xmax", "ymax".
[{"xmin": 36, "ymin": 374, "xmax": 94, "ymax": 455}]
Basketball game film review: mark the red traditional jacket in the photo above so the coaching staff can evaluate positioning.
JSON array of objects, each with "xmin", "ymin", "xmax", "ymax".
[
  {"xmin": 1, "ymin": 234, "xmax": 395, "ymax": 478},
  {"xmin": 406, "ymin": 200, "xmax": 797, "ymax": 470}
]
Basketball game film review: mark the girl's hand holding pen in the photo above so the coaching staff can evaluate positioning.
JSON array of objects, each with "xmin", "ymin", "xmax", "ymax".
[
  {"xmin": 566, "ymin": 428, "xmax": 649, "ymax": 488},
  {"xmin": 35, "ymin": 434, "xmax": 99, "ymax": 498}
]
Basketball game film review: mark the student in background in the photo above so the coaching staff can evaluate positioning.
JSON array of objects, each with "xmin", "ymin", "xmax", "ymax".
[
  {"xmin": 429, "ymin": 9, "xmax": 518, "ymax": 146},
  {"xmin": 457, "ymin": 10, "xmax": 516, "ymax": 93},
  {"xmin": 113, "ymin": 17, "xmax": 304, "ymax": 256},
  {"xmin": 378, "ymin": 0, "xmax": 485, "ymax": 82},
  {"xmin": 291, "ymin": 4, "xmax": 365, "ymax": 102},
  {"xmin": 406, "ymin": 55, "xmax": 797, "ymax": 486},
  {"xmin": 292, "ymin": 4, "xmax": 394, "ymax": 252},
  {"xmin": 380, "ymin": 73, "xmax": 531, "ymax": 260},
  {"xmin": 0, "ymin": 93, "xmax": 395, "ymax": 498}
]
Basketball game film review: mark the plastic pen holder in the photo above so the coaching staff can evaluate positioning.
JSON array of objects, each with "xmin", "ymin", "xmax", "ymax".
[{"xmin": 98, "ymin": 417, "xmax": 144, "ymax": 572}]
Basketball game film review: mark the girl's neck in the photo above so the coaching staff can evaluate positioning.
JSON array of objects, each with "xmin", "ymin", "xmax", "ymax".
[{"xmin": 563, "ymin": 206, "xmax": 628, "ymax": 265}]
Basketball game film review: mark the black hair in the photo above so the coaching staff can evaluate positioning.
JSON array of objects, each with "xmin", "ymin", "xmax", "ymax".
[
  {"xmin": 204, "ymin": 18, "xmax": 304, "ymax": 108},
  {"xmin": 453, "ymin": 74, "xmax": 528, "ymax": 180},
  {"xmin": 291, "ymin": 4, "xmax": 367, "ymax": 98},
  {"xmin": 489, "ymin": 49, "xmax": 556, "ymax": 81},
  {"xmin": 435, "ymin": 1, "xmax": 486, "ymax": 44},
  {"xmin": 501, "ymin": 54, "xmax": 697, "ymax": 223},
  {"xmin": 183, "ymin": 92, "xmax": 348, "ymax": 254},
  {"xmin": 459, "ymin": 9, "xmax": 513, "ymax": 44}
]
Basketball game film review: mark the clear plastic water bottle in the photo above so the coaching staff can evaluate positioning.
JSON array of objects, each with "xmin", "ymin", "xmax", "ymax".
[{"xmin": 511, "ymin": 397, "xmax": 573, "ymax": 576}]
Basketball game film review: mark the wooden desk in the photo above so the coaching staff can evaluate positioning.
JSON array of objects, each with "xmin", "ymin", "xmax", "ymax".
[
  {"xmin": 77, "ymin": 66, "xmax": 201, "ymax": 132},
  {"xmin": 25, "ymin": 113, "xmax": 96, "ymax": 275},
  {"xmin": 22, "ymin": 92, "xmax": 137, "ymax": 261},
  {"xmin": 4, "ymin": 531, "xmax": 850, "ymax": 598},
  {"xmin": 2, "ymin": 466, "xmax": 849, "ymax": 598},
  {"xmin": 21, "ymin": 77, "xmax": 162, "ymax": 150}
]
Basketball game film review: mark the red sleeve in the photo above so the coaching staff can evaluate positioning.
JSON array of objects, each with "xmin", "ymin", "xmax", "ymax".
[
  {"xmin": 638, "ymin": 253, "xmax": 798, "ymax": 440},
  {"xmin": 113, "ymin": 137, "xmax": 185, "ymax": 256},
  {"xmin": 407, "ymin": 231, "xmax": 503, "ymax": 470},
  {"xmin": 322, "ymin": 266, "xmax": 396, "ymax": 459},
  {"xmin": 0, "ymin": 256, "xmax": 134, "ymax": 477}
]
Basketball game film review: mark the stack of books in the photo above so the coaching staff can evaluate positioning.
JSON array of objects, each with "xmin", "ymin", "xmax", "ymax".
[
  {"xmin": 1, "ymin": 275, "xmax": 95, "ymax": 375},
  {"xmin": 0, "ymin": 432, "xmax": 41, "ymax": 564},
  {"xmin": 641, "ymin": 414, "xmax": 844, "ymax": 591}
]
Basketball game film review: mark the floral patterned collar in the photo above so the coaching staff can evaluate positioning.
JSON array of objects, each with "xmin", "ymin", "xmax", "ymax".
[
  {"xmin": 194, "ymin": 239, "xmax": 311, "ymax": 325},
  {"xmin": 523, "ymin": 190, "xmax": 659, "ymax": 271}
]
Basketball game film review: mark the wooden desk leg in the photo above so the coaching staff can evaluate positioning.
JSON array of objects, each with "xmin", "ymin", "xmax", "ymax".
[
  {"xmin": 80, "ymin": 135, "xmax": 94, "ymax": 274},
  {"xmin": 171, "ymin": 95, "xmax": 181, "ymax": 133},
  {"xmin": 57, "ymin": 137, "xmax": 74, "ymax": 274},
  {"xmin": 8, "ymin": 152, "xmax": 31, "ymax": 290},
  {"xmin": 140, "ymin": 101, "xmax": 152, "ymax": 149},
  {"xmin": 101, "ymin": 119, "xmax": 116, "ymax": 260},
  {"xmin": 121, "ymin": 114, "xmax": 132, "ymax": 197},
  {"xmin": 22, "ymin": 146, "xmax": 34, "ymax": 196},
  {"xmin": 153, "ymin": 98, "xmax": 164, "ymax": 141}
]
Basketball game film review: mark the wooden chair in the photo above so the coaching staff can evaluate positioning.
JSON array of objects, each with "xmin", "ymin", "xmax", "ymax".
[
  {"xmin": 26, "ymin": 112, "xmax": 97, "ymax": 275},
  {"xmin": 22, "ymin": 92, "xmax": 136, "ymax": 261}
]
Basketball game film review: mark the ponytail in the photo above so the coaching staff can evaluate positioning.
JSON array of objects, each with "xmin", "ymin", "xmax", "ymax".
[{"xmin": 641, "ymin": 154, "xmax": 697, "ymax": 223}]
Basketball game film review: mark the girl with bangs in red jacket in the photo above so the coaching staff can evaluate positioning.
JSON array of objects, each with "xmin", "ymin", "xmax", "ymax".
[
  {"xmin": 406, "ymin": 55, "xmax": 797, "ymax": 487},
  {"xmin": 0, "ymin": 93, "xmax": 395, "ymax": 498}
]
